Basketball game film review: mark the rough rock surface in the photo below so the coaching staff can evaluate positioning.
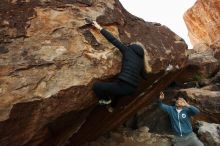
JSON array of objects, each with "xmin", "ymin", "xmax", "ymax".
[
  {"xmin": 196, "ymin": 121, "xmax": 220, "ymax": 146},
  {"xmin": 0, "ymin": 0, "xmax": 187, "ymax": 146},
  {"xmin": 184, "ymin": 0, "xmax": 220, "ymax": 46},
  {"xmin": 179, "ymin": 88, "xmax": 220, "ymax": 123},
  {"xmin": 86, "ymin": 126, "xmax": 172, "ymax": 146},
  {"xmin": 188, "ymin": 44, "xmax": 220, "ymax": 78}
]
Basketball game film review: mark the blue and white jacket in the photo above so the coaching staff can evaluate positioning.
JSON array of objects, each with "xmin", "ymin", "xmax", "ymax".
[{"xmin": 159, "ymin": 101, "xmax": 200, "ymax": 137}]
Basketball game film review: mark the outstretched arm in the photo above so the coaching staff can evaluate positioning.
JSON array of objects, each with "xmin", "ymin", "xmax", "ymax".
[
  {"xmin": 158, "ymin": 92, "xmax": 171, "ymax": 113},
  {"xmin": 92, "ymin": 21, "xmax": 126, "ymax": 53}
]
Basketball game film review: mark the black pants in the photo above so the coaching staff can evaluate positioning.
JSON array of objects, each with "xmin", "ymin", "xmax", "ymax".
[{"xmin": 92, "ymin": 79, "xmax": 136, "ymax": 100}]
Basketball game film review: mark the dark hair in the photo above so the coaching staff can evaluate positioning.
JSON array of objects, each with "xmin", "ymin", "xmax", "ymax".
[{"xmin": 174, "ymin": 92, "xmax": 188, "ymax": 101}]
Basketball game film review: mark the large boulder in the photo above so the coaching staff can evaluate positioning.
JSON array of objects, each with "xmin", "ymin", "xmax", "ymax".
[
  {"xmin": 196, "ymin": 121, "xmax": 220, "ymax": 146},
  {"xmin": 0, "ymin": 0, "xmax": 187, "ymax": 145},
  {"xmin": 177, "ymin": 43, "xmax": 220, "ymax": 83},
  {"xmin": 188, "ymin": 44, "xmax": 220, "ymax": 78}
]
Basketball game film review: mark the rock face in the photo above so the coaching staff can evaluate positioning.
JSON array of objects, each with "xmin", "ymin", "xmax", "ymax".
[
  {"xmin": 184, "ymin": 0, "xmax": 220, "ymax": 46},
  {"xmin": 176, "ymin": 44, "xmax": 220, "ymax": 85},
  {"xmin": 196, "ymin": 121, "xmax": 220, "ymax": 146},
  {"xmin": 0, "ymin": 0, "xmax": 188, "ymax": 146},
  {"xmin": 188, "ymin": 44, "xmax": 220, "ymax": 78}
]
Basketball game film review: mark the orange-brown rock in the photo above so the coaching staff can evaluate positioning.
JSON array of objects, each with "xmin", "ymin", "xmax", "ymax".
[
  {"xmin": 0, "ymin": 0, "xmax": 187, "ymax": 146},
  {"xmin": 184, "ymin": 0, "xmax": 220, "ymax": 46}
]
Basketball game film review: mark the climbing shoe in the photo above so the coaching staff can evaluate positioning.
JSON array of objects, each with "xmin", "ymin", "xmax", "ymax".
[{"xmin": 98, "ymin": 98, "xmax": 112, "ymax": 105}]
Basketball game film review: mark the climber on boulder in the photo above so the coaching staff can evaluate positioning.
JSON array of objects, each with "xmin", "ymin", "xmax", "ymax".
[
  {"xmin": 90, "ymin": 20, "xmax": 147, "ymax": 105},
  {"xmin": 158, "ymin": 92, "xmax": 204, "ymax": 146}
]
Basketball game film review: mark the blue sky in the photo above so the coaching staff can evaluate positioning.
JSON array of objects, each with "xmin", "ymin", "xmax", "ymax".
[{"xmin": 119, "ymin": 0, "xmax": 197, "ymax": 48}]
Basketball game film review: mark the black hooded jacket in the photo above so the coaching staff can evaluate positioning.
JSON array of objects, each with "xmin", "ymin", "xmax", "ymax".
[{"xmin": 100, "ymin": 29, "xmax": 147, "ymax": 87}]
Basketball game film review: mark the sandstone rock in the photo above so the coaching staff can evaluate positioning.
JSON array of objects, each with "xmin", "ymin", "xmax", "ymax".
[
  {"xmin": 0, "ymin": 0, "xmax": 187, "ymax": 145},
  {"xmin": 188, "ymin": 44, "xmax": 219, "ymax": 78},
  {"xmin": 196, "ymin": 121, "xmax": 220, "ymax": 146},
  {"xmin": 177, "ymin": 44, "xmax": 220, "ymax": 83},
  {"xmin": 184, "ymin": 0, "xmax": 220, "ymax": 46}
]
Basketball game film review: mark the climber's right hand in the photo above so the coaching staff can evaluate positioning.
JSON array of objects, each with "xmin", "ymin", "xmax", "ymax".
[
  {"xmin": 159, "ymin": 92, "xmax": 165, "ymax": 100},
  {"xmin": 92, "ymin": 21, "xmax": 103, "ymax": 30}
]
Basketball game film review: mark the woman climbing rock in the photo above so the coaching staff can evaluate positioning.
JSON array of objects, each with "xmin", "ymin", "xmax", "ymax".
[{"xmin": 90, "ymin": 20, "xmax": 147, "ymax": 106}]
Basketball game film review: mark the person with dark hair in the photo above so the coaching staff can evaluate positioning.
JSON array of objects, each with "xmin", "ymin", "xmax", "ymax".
[
  {"xmin": 159, "ymin": 92, "xmax": 204, "ymax": 146},
  {"xmin": 91, "ymin": 20, "xmax": 147, "ymax": 106},
  {"xmin": 174, "ymin": 92, "xmax": 187, "ymax": 101}
]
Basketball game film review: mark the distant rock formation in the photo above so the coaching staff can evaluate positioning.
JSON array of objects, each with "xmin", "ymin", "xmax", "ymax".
[{"xmin": 184, "ymin": 0, "xmax": 220, "ymax": 46}]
